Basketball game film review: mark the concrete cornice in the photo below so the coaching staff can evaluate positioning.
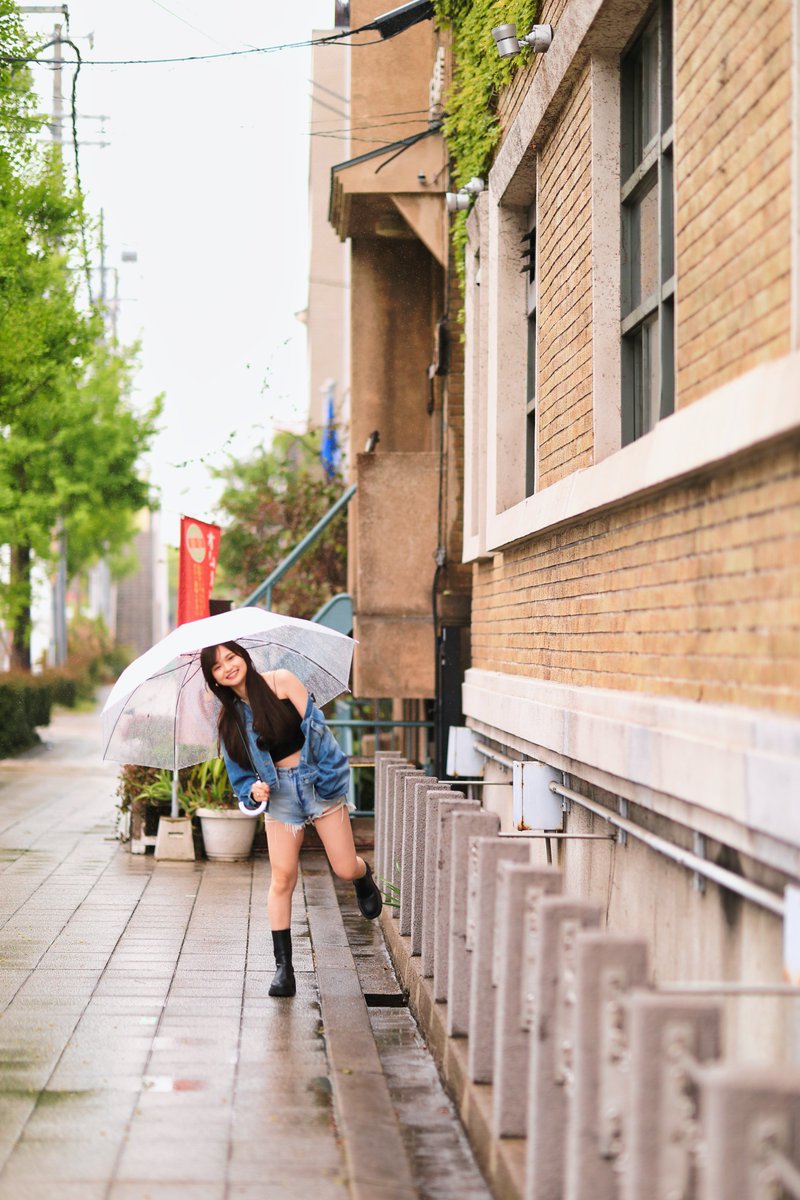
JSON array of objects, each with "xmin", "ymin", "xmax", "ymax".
[
  {"xmin": 463, "ymin": 667, "xmax": 800, "ymax": 874},
  {"xmin": 476, "ymin": 349, "xmax": 800, "ymax": 557}
]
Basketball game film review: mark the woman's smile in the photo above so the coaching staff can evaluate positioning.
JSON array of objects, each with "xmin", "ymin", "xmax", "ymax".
[{"xmin": 212, "ymin": 649, "xmax": 247, "ymax": 691}]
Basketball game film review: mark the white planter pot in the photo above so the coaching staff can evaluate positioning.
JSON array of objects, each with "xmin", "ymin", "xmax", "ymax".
[{"xmin": 196, "ymin": 808, "xmax": 258, "ymax": 861}]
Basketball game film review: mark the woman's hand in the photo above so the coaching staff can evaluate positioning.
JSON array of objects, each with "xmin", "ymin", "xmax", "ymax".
[{"xmin": 251, "ymin": 782, "xmax": 270, "ymax": 804}]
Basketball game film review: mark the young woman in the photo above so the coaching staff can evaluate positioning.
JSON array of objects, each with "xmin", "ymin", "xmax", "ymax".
[{"xmin": 200, "ymin": 640, "xmax": 382, "ymax": 998}]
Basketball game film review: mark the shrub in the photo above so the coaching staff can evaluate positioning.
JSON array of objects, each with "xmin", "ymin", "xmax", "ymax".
[{"xmin": 0, "ymin": 675, "xmax": 52, "ymax": 756}]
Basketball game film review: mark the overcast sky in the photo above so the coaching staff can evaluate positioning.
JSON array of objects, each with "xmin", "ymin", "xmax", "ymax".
[{"xmin": 24, "ymin": 0, "xmax": 336, "ymax": 542}]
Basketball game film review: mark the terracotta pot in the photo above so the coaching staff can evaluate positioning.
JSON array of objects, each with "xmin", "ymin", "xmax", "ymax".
[{"xmin": 196, "ymin": 808, "xmax": 258, "ymax": 861}]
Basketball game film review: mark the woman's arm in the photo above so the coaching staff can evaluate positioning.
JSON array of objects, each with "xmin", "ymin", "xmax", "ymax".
[
  {"xmin": 219, "ymin": 741, "xmax": 259, "ymax": 804},
  {"xmin": 268, "ymin": 668, "xmax": 308, "ymax": 719}
]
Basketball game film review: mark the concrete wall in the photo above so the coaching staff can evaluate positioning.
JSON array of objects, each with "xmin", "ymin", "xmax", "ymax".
[{"xmin": 307, "ymin": 36, "xmax": 350, "ymax": 433}]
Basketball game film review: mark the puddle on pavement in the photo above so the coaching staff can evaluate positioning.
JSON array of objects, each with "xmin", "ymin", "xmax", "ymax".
[{"xmin": 306, "ymin": 1074, "xmax": 333, "ymax": 1108}]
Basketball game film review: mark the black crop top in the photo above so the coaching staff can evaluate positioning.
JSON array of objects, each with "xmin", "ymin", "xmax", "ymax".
[{"xmin": 267, "ymin": 698, "xmax": 305, "ymax": 763}]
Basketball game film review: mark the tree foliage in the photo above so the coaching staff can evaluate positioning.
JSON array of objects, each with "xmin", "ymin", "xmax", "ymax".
[
  {"xmin": 0, "ymin": 2, "xmax": 162, "ymax": 667},
  {"xmin": 214, "ymin": 431, "xmax": 348, "ymax": 621}
]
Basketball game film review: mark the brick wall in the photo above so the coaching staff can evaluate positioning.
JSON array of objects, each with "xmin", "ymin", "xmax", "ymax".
[
  {"xmin": 675, "ymin": 0, "xmax": 792, "ymax": 406},
  {"xmin": 537, "ymin": 61, "xmax": 594, "ymax": 488},
  {"xmin": 497, "ymin": 0, "xmax": 571, "ymax": 135},
  {"xmin": 471, "ymin": 439, "xmax": 800, "ymax": 713}
]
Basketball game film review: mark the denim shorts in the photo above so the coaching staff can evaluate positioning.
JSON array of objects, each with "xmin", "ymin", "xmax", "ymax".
[{"xmin": 265, "ymin": 766, "xmax": 350, "ymax": 830}]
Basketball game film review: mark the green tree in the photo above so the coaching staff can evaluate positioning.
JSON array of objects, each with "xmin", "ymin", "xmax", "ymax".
[
  {"xmin": 214, "ymin": 431, "xmax": 348, "ymax": 620},
  {"xmin": 0, "ymin": 2, "xmax": 162, "ymax": 667}
]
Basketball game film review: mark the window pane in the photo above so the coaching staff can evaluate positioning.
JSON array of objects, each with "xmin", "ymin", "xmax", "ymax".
[
  {"xmin": 526, "ymin": 410, "xmax": 536, "ymax": 497},
  {"xmin": 633, "ymin": 182, "xmax": 659, "ymax": 309},
  {"xmin": 636, "ymin": 22, "xmax": 659, "ymax": 161},
  {"xmin": 631, "ymin": 315, "xmax": 660, "ymax": 439},
  {"xmin": 527, "ymin": 311, "xmax": 537, "ymax": 402}
]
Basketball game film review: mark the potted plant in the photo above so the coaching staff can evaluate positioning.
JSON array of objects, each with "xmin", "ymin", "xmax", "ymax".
[
  {"xmin": 180, "ymin": 758, "xmax": 259, "ymax": 862},
  {"xmin": 116, "ymin": 763, "xmax": 173, "ymax": 853}
]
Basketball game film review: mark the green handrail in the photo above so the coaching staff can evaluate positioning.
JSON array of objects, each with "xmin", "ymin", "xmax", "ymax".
[{"xmin": 241, "ymin": 483, "xmax": 356, "ymax": 609}]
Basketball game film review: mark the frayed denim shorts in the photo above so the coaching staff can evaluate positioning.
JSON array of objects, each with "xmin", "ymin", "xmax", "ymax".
[{"xmin": 265, "ymin": 766, "xmax": 351, "ymax": 831}]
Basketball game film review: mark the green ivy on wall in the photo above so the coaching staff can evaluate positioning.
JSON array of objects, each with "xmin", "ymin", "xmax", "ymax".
[{"xmin": 433, "ymin": 0, "xmax": 539, "ymax": 289}]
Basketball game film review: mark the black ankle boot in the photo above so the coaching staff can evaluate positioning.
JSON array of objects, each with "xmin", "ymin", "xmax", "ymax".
[
  {"xmin": 269, "ymin": 929, "xmax": 296, "ymax": 997},
  {"xmin": 353, "ymin": 861, "xmax": 382, "ymax": 920}
]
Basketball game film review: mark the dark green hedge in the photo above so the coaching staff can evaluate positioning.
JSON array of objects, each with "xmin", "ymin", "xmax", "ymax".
[{"xmin": 0, "ymin": 676, "xmax": 53, "ymax": 757}]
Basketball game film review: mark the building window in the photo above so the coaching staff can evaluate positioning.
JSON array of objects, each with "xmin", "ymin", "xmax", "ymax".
[
  {"xmin": 524, "ymin": 203, "xmax": 538, "ymax": 495},
  {"xmin": 620, "ymin": 0, "xmax": 674, "ymax": 444}
]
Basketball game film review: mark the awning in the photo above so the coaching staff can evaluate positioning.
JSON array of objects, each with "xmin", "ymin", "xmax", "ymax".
[{"xmin": 329, "ymin": 124, "xmax": 447, "ymax": 264}]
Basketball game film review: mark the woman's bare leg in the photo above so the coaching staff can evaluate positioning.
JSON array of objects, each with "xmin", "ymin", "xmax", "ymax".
[
  {"xmin": 313, "ymin": 805, "xmax": 366, "ymax": 881},
  {"xmin": 265, "ymin": 822, "xmax": 304, "ymax": 929}
]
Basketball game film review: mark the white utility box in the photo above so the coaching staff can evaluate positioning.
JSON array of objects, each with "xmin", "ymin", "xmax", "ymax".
[
  {"xmin": 446, "ymin": 726, "xmax": 485, "ymax": 778},
  {"xmin": 511, "ymin": 761, "xmax": 564, "ymax": 830}
]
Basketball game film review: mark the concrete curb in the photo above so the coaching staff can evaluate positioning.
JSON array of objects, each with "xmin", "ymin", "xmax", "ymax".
[
  {"xmin": 305, "ymin": 862, "xmax": 419, "ymax": 1200},
  {"xmin": 380, "ymin": 910, "xmax": 525, "ymax": 1200}
]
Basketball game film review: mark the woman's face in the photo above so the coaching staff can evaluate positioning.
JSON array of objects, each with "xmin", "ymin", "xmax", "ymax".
[{"xmin": 211, "ymin": 645, "xmax": 247, "ymax": 691}]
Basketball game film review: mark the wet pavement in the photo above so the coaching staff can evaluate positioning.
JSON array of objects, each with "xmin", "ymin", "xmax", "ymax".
[{"xmin": 0, "ymin": 702, "xmax": 490, "ymax": 1200}]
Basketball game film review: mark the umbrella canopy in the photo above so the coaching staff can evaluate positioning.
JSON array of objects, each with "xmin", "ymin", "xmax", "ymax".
[{"xmin": 102, "ymin": 607, "xmax": 355, "ymax": 770}]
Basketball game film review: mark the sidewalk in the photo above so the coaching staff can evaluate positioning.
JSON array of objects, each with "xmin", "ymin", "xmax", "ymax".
[{"xmin": 0, "ymin": 704, "xmax": 489, "ymax": 1200}]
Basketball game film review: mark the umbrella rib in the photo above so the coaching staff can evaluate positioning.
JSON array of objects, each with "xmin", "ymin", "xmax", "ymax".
[
  {"xmin": 102, "ymin": 691, "xmax": 137, "ymax": 762},
  {"xmin": 238, "ymin": 637, "xmax": 348, "ymax": 685},
  {"xmin": 172, "ymin": 660, "xmax": 203, "ymax": 772}
]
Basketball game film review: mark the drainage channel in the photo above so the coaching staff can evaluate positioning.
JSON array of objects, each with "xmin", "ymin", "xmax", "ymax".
[{"xmin": 333, "ymin": 878, "xmax": 492, "ymax": 1200}]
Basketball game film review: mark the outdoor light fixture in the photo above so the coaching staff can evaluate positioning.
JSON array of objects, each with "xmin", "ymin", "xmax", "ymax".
[
  {"xmin": 491, "ymin": 22, "xmax": 553, "ymax": 58},
  {"xmin": 445, "ymin": 176, "xmax": 485, "ymax": 213},
  {"xmin": 368, "ymin": 0, "xmax": 434, "ymax": 39}
]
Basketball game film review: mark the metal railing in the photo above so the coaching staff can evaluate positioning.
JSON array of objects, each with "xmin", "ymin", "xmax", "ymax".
[
  {"xmin": 328, "ymin": 714, "xmax": 434, "ymax": 815},
  {"xmin": 241, "ymin": 483, "xmax": 356, "ymax": 610}
]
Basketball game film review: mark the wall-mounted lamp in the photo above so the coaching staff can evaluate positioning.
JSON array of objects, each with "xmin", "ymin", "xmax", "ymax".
[
  {"xmin": 491, "ymin": 22, "xmax": 553, "ymax": 58},
  {"xmin": 445, "ymin": 176, "xmax": 485, "ymax": 213}
]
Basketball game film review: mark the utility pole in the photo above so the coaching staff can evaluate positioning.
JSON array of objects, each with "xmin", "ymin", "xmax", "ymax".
[
  {"xmin": 51, "ymin": 22, "xmax": 68, "ymax": 668},
  {"xmin": 23, "ymin": 6, "xmax": 71, "ymax": 667}
]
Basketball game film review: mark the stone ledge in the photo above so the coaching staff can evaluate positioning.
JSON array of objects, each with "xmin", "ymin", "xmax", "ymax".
[{"xmin": 380, "ymin": 910, "xmax": 526, "ymax": 1200}]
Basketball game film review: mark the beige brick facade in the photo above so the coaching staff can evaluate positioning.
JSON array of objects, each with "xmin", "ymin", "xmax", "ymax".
[
  {"xmin": 472, "ymin": 438, "xmax": 800, "ymax": 712},
  {"xmin": 537, "ymin": 61, "xmax": 594, "ymax": 488},
  {"xmin": 464, "ymin": 0, "xmax": 798, "ymax": 718},
  {"xmin": 675, "ymin": 0, "xmax": 793, "ymax": 405}
]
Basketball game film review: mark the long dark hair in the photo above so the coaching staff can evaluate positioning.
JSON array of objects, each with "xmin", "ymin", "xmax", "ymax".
[{"xmin": 199, "ymin": 641, "xmax": 300, "ymax": 770}]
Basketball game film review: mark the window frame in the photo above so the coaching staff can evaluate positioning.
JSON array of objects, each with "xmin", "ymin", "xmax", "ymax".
[
  {"xmin": 620, "ymin": 0, "xmax": 675, "ymax": 445},
  {"xmin": 525, "ymin": 200, "xmax": 539, "ymax": 497}
]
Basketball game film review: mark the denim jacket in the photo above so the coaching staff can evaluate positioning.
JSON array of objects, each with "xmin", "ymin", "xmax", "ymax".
[{"xmin": 220, "ymin": 693, "xmax": 350, "ymax": 805}]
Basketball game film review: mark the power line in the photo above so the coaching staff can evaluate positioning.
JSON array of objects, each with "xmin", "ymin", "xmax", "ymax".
[{"xmin": 1, "ymin": 28, "xmax": 387, "ymax": 68}]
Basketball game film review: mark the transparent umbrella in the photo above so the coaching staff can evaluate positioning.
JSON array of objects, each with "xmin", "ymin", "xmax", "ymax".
[{"xmin": 102, "ymin": 607, "xmax": 355, "ymax": 770}]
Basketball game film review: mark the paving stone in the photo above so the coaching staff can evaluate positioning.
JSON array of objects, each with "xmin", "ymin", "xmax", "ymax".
[{"xmin": 0, "ymin": 702, "xmax": 494, "ymax": 1200}]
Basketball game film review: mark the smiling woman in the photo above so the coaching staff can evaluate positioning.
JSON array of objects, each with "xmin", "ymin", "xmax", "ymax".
[{"xmin": 199, "ymin": 639, "xmax": 384, "ymax": 998}]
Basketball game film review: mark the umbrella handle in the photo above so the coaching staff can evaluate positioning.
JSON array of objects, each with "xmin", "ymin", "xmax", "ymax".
[{"xmin": 238, "ymin": 796, "xmax": 268, "ymax": 817}]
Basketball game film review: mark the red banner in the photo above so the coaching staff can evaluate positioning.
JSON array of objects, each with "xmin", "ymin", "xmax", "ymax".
[{"xmin": 177, "ymin": 516, "xmax": 221, "ymax": 626}]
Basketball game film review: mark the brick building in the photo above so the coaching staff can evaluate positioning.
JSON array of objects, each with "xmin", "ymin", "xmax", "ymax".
[
  {"xmin": 461, "ymin": 0, "xmax": 799, "ymax": 1026},
  {"xmin": 328, "ymin": 1, "xmax": 471, "ymax": 766},
  {"xmin": 325, "ymin": 0, "xmax": 800, "ymax": 1189}
]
